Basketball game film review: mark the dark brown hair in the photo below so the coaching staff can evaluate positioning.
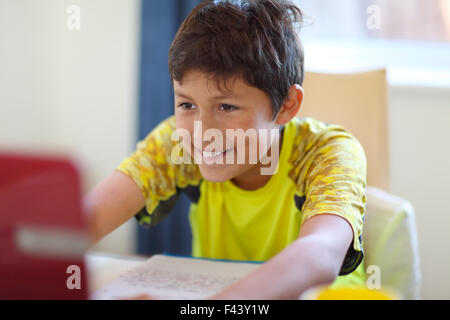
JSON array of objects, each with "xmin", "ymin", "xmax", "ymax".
[{"xmin": 168, "ymin": 0, "xmax": 304, "ymax": 119}]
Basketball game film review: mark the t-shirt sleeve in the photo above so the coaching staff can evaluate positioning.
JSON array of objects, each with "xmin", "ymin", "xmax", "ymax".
[
  {"xmin": 115, "ymin": 115, "xmax": 201, "ymax": 227},
  {"xmin": 300, "ymin": 129, "xmax": 367, "ymax": 276}
]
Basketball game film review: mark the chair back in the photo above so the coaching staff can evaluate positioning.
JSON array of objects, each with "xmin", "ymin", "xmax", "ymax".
[{"xmin": 299, "ymin": 69, "xmax": 390, "ymax": 191}]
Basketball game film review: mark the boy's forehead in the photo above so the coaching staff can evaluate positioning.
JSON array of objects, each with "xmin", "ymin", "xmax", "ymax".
[{"xmin": 174, "ymin": 70, "xmax": 246, "ymax": 96}]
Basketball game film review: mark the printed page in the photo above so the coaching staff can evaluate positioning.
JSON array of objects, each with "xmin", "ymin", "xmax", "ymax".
[{"xmin": 91, "ymin": 255, "xmax": 262, "ymax": 300}]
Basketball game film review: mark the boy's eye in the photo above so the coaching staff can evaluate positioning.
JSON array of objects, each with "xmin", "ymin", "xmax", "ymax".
[
  {"xmin": 178, "ymin": 102, "xmax": 196, "ymax": 110},
  {"xmin": 177, "ymin": 103, "xmax": 238, "ymax": 111},
  {"xmin": 219, "ymin": 104, "xmax": 238, "ymax": 111}
]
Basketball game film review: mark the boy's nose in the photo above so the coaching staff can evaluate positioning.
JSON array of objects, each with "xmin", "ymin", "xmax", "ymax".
[{"xmin": 196, "ymin": 109, "xmax": 215, "ymax": 127}]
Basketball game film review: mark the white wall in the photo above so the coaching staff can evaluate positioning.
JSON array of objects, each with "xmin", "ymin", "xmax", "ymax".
[
  {"xmin": 389, "ymin": 85, "xmax": 450, "ymax": 299},
  {"xmin": 0, "ymin": 0, "xmax": 140, "ymax": 254}
]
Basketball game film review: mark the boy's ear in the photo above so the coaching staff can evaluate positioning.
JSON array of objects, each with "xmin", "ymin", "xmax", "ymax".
[{"xmin": 275, "ymin": 84, "xmax": 304, "ymax": 125}]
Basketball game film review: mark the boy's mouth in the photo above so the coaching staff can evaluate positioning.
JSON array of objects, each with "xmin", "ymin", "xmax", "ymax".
[{"xmin": 194, "ymin": 147, "xmax": 234, "ymax": 164}]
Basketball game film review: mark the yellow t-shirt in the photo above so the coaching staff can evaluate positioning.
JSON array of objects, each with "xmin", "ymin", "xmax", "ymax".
[{"xmin": 116, "ymin": 115, "xmax": 368, "ymax": 288}]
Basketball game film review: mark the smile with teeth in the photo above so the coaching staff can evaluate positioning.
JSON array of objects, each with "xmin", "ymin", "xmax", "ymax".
[{"xmin": 201, "ymin": 148, "xmax": 233, "ymax": 162}]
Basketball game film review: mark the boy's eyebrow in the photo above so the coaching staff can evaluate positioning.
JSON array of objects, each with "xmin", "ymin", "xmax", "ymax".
[{"xmin": 174, "ymin": 90, "xmax": 238, "ymax": 101}]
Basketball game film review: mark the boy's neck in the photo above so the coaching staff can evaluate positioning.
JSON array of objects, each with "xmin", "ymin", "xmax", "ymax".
[{"xmin": 230, "ymin": 126, "xmax": 284, "ymax": 191}]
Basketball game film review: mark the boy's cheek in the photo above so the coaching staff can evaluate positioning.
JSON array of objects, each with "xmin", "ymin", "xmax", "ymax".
[{"xmin": 174, "ymin": 114, "xmax": 191, "ymax": 131}]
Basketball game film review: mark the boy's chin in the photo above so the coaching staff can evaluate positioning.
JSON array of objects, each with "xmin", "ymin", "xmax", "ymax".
[{"xmin": 198, "ymin": 164, "xmax": 244, "ymax": 183}]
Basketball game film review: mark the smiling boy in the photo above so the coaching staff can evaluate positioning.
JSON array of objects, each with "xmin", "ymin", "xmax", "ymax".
[{"xmin": 84, "ymin": 0, "xmax": 367, "ymax": 299}]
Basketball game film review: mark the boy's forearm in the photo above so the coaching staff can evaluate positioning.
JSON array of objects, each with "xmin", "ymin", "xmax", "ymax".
[
  {"xmin": 82, "ymin": 195, "xmax": 104, "ymax": 247},
  {"xmin": 82, "ymin": 171, "xmax": 146, "ymax": 248},
  {"xmin": 209, "ymin": 236, "xmax": 340, "ymax": 300},
  {"xmin": 83, "ymin": 190, "xmax": 131, "ymax": 247}
]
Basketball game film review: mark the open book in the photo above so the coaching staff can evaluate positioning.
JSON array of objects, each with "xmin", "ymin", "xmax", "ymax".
[{"xmin": 91, "ymin": 254, "xmax": 262, "ymax": 300}]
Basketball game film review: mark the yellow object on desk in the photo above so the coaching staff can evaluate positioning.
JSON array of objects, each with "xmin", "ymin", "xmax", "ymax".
[{"xmin": 301, "ymin": 286, "xmax": 400, "ymax": 300}]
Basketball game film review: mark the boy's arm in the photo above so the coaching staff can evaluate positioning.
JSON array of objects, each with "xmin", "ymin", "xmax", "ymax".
[
  {"xmin": 83, "ymin": 171, "xmax": 145, "ymax": 246},
  {"xmin": 209, "ymin": 214, "xmax": 354, "ymax": 300}
]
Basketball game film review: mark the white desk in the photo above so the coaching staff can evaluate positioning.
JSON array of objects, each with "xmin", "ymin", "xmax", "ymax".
[{"xmin": 85, "ymin": 250, "xmax": 148, "ymax": 293}]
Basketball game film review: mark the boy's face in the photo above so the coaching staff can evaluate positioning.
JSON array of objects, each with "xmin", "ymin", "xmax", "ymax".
[{"xmin": 173, "ymin": 69, "xmax": 281, "ymax": 183}]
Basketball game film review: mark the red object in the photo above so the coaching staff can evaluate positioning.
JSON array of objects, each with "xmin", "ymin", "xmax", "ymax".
[{"xmin": 0, "ymin": 152, "xmax": 88, "ymax": 299}]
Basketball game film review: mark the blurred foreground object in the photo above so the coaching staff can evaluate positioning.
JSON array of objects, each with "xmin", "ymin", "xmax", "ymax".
[{"xmin": 0, "ymin": 152, "xmax": 89, "ymax": 299}]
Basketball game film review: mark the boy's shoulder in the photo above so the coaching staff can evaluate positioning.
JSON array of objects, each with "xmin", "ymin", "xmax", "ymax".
[
  {"xmin": 286, "ymin": 116, "xmax": 367, "ymax": 191},
  {"xmin": 289, "ymin": 116, "xmax": 360, "ymax": 146},
  {"xmin": 288, "ymin": 116, "xmax": 365, "ymax": 161}
]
